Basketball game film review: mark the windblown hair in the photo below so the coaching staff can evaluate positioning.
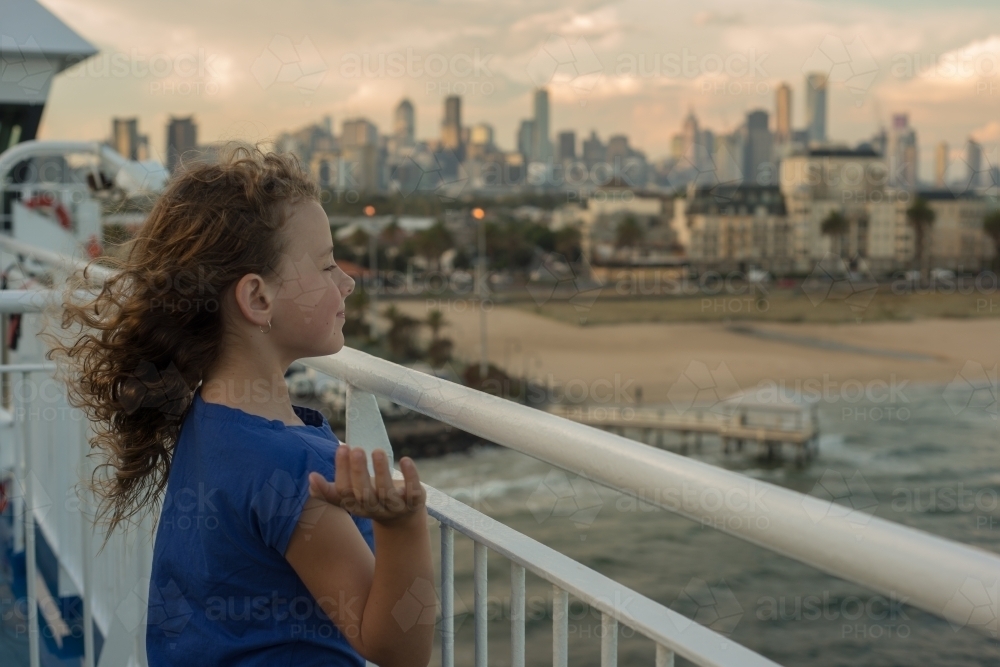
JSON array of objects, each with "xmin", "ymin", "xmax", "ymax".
[{"xmin": 43, "ymin": 143, "xmax": 319, "ymax": 541}]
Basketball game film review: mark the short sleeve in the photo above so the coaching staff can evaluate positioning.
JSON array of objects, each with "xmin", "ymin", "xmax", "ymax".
[{"xmin": 247, "ymin": 434, "xmax": 336, "ymax": 556}]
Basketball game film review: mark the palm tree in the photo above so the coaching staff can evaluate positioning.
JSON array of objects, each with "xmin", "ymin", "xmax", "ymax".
[
  {"xmin": 414, "ymin": 221, "xmax": 454, "ymax": 270},
  {"xmin": 426, "ymin": 308, "xmax": 446, "ymax": 343},
  {"xmin": 381, "ymin": 304, "xmax": 422, "ymax": 360},
  {"xmin": 615, "ymin": 216, "xmax": 644, "ymax": 248},
  {"xmin": 906, "ymin": 198, "xmax": 936, "ymax": 284},
  {"xmin": 984, "ymin": 209, "xmax": 1000, "ymax": 272},
  {"xmin": 821, "ymin": 210, "xmax": 849, "ymax": 259}
]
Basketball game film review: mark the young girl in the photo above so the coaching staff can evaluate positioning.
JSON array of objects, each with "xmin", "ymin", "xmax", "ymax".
[{"xmin": 47, "ymin": 145, "xmax": 436, "ymax": 666}]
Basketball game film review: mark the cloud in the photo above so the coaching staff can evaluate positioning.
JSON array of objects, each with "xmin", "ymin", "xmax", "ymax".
[{"xmin": 693, "ymin": 11, "xmax": 745, "ymax": 27}]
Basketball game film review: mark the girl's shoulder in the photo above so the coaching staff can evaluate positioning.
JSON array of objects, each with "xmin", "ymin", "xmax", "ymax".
[{"xmin": 181, "ymin": 391, "xmax": 339, "ymax": 463}]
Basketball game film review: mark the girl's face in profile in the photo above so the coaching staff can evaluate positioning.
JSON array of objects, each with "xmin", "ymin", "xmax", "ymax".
[{"xmin": 271, "ymin": 199, "xmax": 355, "ymax": 360}]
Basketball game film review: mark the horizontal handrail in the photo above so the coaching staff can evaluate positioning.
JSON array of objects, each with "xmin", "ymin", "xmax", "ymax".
[
  {"xmin": 0, "ymin": 235, "xmax": 114, "ymax": 284},
  {"xmin": 304, "ymin": 348, "xmax": 1000, "ymax": 637}
]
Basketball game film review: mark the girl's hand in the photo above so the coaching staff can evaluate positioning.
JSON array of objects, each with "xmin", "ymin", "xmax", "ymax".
[{"xmin": 308, "ymin": 443, "xmax": 426, "ymax": 527}]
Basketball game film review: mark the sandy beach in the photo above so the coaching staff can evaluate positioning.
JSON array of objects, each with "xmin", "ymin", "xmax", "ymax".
[{"xmin": 384, "ymin": 299, "xmax": 1000, "ymax": 406}]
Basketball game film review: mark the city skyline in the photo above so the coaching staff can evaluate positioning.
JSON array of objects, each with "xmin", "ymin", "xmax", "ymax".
[{"xmin": 32, "ymin": 0, "xmax": 1000, "ymax": 180}]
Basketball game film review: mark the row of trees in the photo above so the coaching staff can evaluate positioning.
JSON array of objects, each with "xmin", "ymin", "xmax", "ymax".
[
  {"xmin": 821, "ymin": 200, "xmax": 1000, "ymax": 280},
  {"xmin": 335, "ymin": 217, "xmax": 583, "ymax": 273}
]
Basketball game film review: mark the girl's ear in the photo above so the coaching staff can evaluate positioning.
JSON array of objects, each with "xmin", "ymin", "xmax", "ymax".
[{"xmin": 232, "ymin": 273, "xmax": 275, "ymax": 329}]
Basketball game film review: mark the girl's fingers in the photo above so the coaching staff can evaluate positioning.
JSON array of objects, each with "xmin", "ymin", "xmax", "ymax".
[
  {"xmin": 334, "ymin": 444, "xmax": 353, "ymax": 504},
  {"xmin": 400, "ymin": 457, "xmax": 425, "ymax": 508},
  {"xmin": 348, "ymin": 447, "xmax": 375, "ymax": 510},
  {"xmin": 308, "ymin": 472, "xmax": 341, "ymax": 504},
  {"xmin": 372, "ymin": 449, "xmax": 396, "ymax": 507}
]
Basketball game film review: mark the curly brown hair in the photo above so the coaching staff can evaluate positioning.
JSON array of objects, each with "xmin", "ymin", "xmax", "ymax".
[{"xmin": 43, "ymin": 142, "xmax": 320, "ymax": 542}]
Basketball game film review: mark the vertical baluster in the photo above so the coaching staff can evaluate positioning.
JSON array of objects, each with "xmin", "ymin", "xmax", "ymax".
[
  {"xmin": 78, "ymin": 416, "xmax": 95, "ymax": 667},
  {"xmin": 552, "ymin": 586, "xmax": 568, "ymax": 667},
  {"xmin": 600, "ymin": 613, "xmax": 617, "ymax": 667},
  {"xmin": 474, "ymin": 542, "xmax": 488, "ymax": 667},
  {"xmin": 510, "ymin": 563, "xmax": 525, "ymax": 667},
  {"xmin": 22, "ymin": 371, "xmax": 39, "ymax": 667},
  {"xmin": 441, "ymin": 525, "xmax": 454, "ymax": 667},
  {"xmin": 655, "ymin": 644, "xmax": 675, "ymax": 667}
]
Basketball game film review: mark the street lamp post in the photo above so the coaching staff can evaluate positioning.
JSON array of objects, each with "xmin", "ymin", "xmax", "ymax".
[
  {"xmin": 364, "ymin": 205, "xmax": 378, "ymax": 339},
  {"xmin": 472, "ymin": 207, "xmax": 487, "ymax": 379}
]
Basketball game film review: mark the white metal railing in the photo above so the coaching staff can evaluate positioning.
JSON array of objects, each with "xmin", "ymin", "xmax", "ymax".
[
  {"xmin": 2, "ymin": 237, "xmax": 1000, "ymax": 665},
  {"xmin": 0, "ymin": 292, "xmax": 779, "ymax": 667}
]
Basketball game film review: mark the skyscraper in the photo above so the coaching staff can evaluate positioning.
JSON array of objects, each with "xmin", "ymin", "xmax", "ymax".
[
  {"xmin": 340, "ymin": 118, "xmax": 379, "ymax": 192},
  {"xmin": 934, "ymin": 141, "xmax": 949, "ymax": 187},
  {"xmin": 775, "ymin": 83, "xmax": 791, "ymax": 144},
  {"xmin": 166, "ymin": 116, "xmax": 197, "ymax": 173},
  {"xmin": 517, "ymin": 120, "xmax": 535, "ymax": 158},
  {"xmin": 394, "ymin": 98, "xmax": 414, "ymax": 147},
  {"xmin": 112, "ymin": 118, "xmax": 139, "ymax": 160},
  {"xmin": 557, "ymin": 131, "xmax": 576, "ymax": 162},
  {"xmin": 804, "ymin": 73, "xmax": 827, "ymax": 144},
  {"xmin": 681, "ymin": 108, "xmax": 699, "ymax": 166},
  {"xmin": 887, "ymin": 113, "xmax": 917, "ymax": 190},
  {"xmin": 342, "ymin": 118, "xmax": 377, "ymax": 147},
  {"xmin": 744, "ymin": 110, "xmax": 773, "ymax": 185},
  {"xmin": 531, "ymin": 88, "xmax": 551, "ymax": 162},
  {"xmin": 966, "ymin": 138, "xmax": 983, "ymax": 188},
  {"xmin": 582, "ymin": 131, "xmax": 605, "ymax": 167},
  {"xmin": 441, "ymin": 95, "xmax": 462, "ymax": 152}
]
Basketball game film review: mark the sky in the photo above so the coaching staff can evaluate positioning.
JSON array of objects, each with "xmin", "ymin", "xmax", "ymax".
[{"xmin": 35, "ymin": 0, "xmax": 1000, "ymax": 177}]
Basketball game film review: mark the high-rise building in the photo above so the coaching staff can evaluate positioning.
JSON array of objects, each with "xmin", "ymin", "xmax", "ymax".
[
  {"xmin": 441, "ymin": 95, "xmax": 462, "ymax": 152},
  {"xmin": 112, "ymin": 118, "xmax": 140, "ymax": 160},
  {"xmin": 470, "ymin": 123, "xmax": 493, "ymax": 147},
  {"xmin": 715, "ymin": 132, "xmax": 745, "ymax": 184},
  {"xmin": 934, "ymin": 141, "xmax": 949, "ymax": 187},
  {"xmin": 582, "ymin": 131, "xmax": 605, "ymax": 166},
  {"xmin": 339, "ymin": 118, "xmax": 379, "ymax": 191},
  {"xmin": 166, "ymin": 116, "xmax": 197, "ymax": 173},
  {"xmin": 887, "ymin": 113, "xmax": 917, "ymax": 190},
  {"xmin": 966, "ymin": 138, "xmax": 983, "ymax": 188},
  {"xmin": 606, "ymin": 135, "xmax": 631, "ymax": 166},
  {"xmin": 698, "ymin": 129, "xmax": 715, "ymax": 171},
  {"xmin": 466, "ymin": 123, "xmax": 495, "ymax": 161},
  {"xmin": 531, "ymin": 88, "xmax": 552, "ymax": 162},
  {"xmin": 394, "ymin": 98, "xmax": 415, "ymax": 147},
  {"xmin": 681, "ymin": 109, "xmax": 699, "ymax": 166},
  {"xmin": 517, "ymin": 120, "xmax": 535, "ymax": 158},
  {"xmin": 744, "ymin": 110, "xmax": 773, "ymax": 185},
  {"xmin": 804, "ymin": 73, "xmax": 827, "ymax": 144},
  {"xmin": 342, "ymin": 118, "xmax": 377, "ymax": 147},
  {"xmin": 775, "ymin": 83, "xmax": 791, "ymax": 144},
  {"xmin": 557, "ymin": 131, "xmax": 576, "ymax": 162}
]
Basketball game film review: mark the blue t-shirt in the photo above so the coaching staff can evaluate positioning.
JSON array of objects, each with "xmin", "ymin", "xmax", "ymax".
[{"xmin": 147, "ymin": 389, "xmax": 375, "ymax": 666}]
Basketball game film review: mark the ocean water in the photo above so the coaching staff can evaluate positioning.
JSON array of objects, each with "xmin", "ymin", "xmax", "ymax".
[{"xmin": 414, "ymin": 383, "xmax": 1000, "ymax": 667}]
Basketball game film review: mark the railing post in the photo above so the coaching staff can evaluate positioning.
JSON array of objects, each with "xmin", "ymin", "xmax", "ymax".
[
  {"xmin": 21, "ymin": 370, "xmax": 40, "ymax": 667},
  {"xmin": 474, "ymin": 541, "xmax": 487, "ymax": 667},
  {"xmin": 655, "ymin": 644, "xmax": 676, "ymax": 667},
  {"xmin": 552, "ymin": 586, "xmax": 567, "ymax": 667},
  {"xmin": 440, "ymin": 524, "xmax": 454, "ymax": 667},
  {"xmin": 510, "ymin": 563, "xmax": 525, "ymax": 667},
  {"xmin": 79, "ymin": 416, "xmax": 95, "ymax": 667},
  {"xmin": 600, "ymin": 612, "xmax": 617, "ymax": 667},
  {"xmin": 345, "ymin": 385, "xmax": 394, "ymax": 474}
]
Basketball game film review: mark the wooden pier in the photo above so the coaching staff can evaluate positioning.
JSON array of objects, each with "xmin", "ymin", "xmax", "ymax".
[{"xmin": 547, "ymin": 401, "xmax": 820, "ymax": 464}]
